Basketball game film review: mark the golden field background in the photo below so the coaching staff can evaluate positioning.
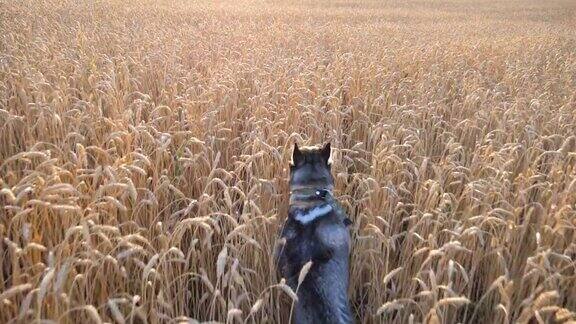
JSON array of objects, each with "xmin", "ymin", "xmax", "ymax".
[{"xmin": 1, "ymin": 0, "xmax": 576, "ymax": 323}]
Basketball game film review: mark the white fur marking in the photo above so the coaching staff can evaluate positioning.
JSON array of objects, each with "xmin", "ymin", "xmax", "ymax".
[{"xmin": 295, "ymin": 204, "xmax": 333, "ymax": 224}]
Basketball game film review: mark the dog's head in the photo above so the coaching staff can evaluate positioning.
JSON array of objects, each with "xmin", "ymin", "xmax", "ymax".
[{"xmin": 289, "ymin": 142, "xmax": 334, "ymax": 191}]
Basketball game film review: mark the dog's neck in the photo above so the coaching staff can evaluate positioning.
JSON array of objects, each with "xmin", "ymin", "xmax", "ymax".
[
  {"xmin": 289, "ymin": 185, "xmax": 333, "ymax": 201},
  {"xmin": 290, "ymin": 184, "xmax": 334, "ymax": 192},
  {"xmin": 292, "ymin": 204, "xmax": 333, "ymax": 225},
  {"xmin": 289, "ymin": 186, "xmax": 334, "ymax": 225}
]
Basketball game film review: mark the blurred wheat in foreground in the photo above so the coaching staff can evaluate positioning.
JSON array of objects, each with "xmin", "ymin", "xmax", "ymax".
[{"xmin": 1, "ymin": 0, "xmax": 576, "ymax": 323}]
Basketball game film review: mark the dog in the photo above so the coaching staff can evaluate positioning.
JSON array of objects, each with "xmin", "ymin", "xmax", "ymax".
[{"xmin": 275, "ymin": 142, "xmax": 353, "ymax": 324}]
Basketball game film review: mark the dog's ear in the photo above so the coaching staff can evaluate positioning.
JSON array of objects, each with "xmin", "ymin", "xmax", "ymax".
[
  {"xmin": 292, "ymin": 143, "xmax": 303, "ymax": 166},
  {"xmin": 321, "ymin": 142, "xmax": 331, "ymax": 165}
]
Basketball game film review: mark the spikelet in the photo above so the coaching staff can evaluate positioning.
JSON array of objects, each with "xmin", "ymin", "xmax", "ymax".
[
  {"xmin": 556, "ymin": 308, "xmax": 576, "ymax": 322},
  {"xmin": 279, "ymin": 279, "xmax": 298, "ymax": 301},
  {"xmin": 143, "ymin": 254, "xmax": 159, "ymax": 280},
  {"xmin": 216, "ymin": 246, "xmax": 228, "ymax": 279},
  {"xmin": 424, "ymin": 308, "xmax": 440, "ymax": 324},
  {"xmin": 383, "ymin": 267, "xmax": 403, "ymax": 285},
  {"xmin": 0, "ymin": 188, "xmax": 16, "ymax": 204},
  {"xmin": 249, "ymin": 299, "xmax": 263, "ymax": 316},
  {"xmin": 37, "ymin": 268, "xmax": 55, "ymax": 305},
  {"xmin": 436, "ymin": 296, "xmax": 471, "ymax": 307},
  {"xmin": 297, "ymin": 261, "xmax": 313, "ymax": 286},
  {"xmin": 559, "ymin": 135, "xmax": 576, "ymax": 154},
  {"xmin": 0, "ymin": 284, "xmax": 32, "ymax": 301},
  {"xmin": 532, "ymin": 291, "xmax": 559, "ymax": 310},
  {"xmin": 376, "ymin": 300, "xmax": 403, "ymax": 315},
  {"xmin": 107, "ymin": 299, "xmax": 126, "ymax": 324},
  {"xmin": 227, "ymin": 308, "xmax": 243, "ymax": 321},
  {"xmin": 82, "ymin": 305, "xmax": 103, "ymax": 323}
]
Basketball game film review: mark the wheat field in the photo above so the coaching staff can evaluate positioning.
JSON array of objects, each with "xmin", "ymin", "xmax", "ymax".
[{"xmin": 1, "ymin": 0, "xmax": 576, "ymax": 323}]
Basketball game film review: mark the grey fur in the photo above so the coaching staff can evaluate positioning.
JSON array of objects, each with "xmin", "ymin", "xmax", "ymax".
[
  {"xmin": 289, "ymin": 143, "xmax": 334, "ymax": 191},
  {"xmin": 276, "ymin": 143, "xmax": 353, "ymax": 324}
]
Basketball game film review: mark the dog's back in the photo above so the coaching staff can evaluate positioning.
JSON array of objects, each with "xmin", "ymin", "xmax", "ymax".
[{"xmin": 279, "ymin": 205, "xmax": 352, "ymax": 323}]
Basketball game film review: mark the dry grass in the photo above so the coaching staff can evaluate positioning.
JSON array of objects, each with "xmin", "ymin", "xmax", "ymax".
[{"xmin": 1, "ymin": 0, "xmax": 576, "ymax": 323}]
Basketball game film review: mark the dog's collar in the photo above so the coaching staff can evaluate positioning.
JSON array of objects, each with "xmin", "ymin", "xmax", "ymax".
[
  {"xmin": 289, "ymin": 188, "xmax": 334, "ymax": 224},
  {"xmin": 290, "ymin": 188, "xmax": 332, "ymax": 199},
  {"xmin": 289, "ymin": 187, "xmax": 353, "ymax": 227}
]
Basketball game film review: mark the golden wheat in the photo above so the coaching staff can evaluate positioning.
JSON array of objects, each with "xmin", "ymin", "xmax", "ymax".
[{"xmin": 1, "ymin": 0, "xmax": 576, "ymax": 323}]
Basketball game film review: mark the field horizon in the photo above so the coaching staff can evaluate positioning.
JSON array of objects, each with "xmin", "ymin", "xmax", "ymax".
[{"xmin": 1, "ymin": 0, "xmax": 576, "ymax": 323}]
